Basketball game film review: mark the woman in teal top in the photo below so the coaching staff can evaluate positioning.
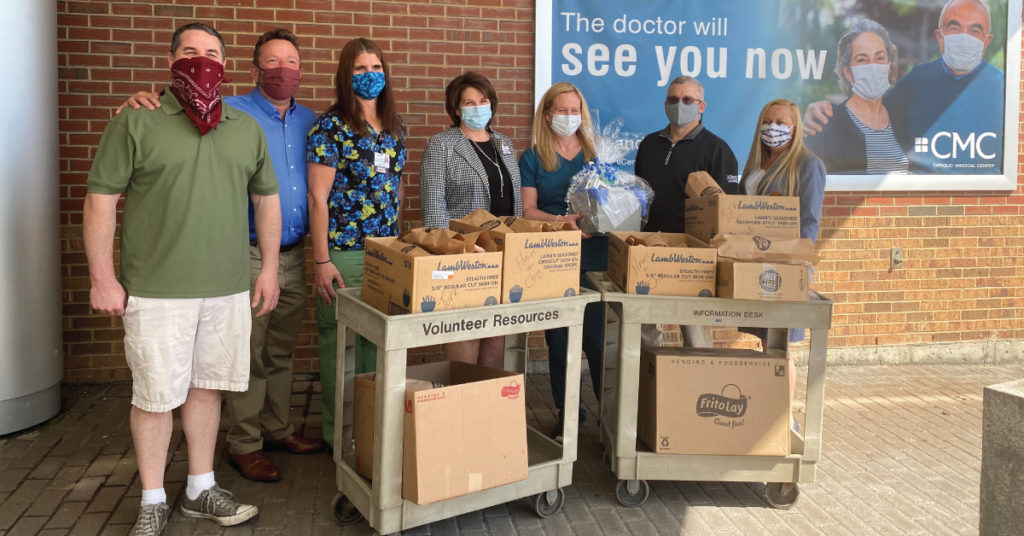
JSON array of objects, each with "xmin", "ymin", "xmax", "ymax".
[{"xmin": 518, "ymin": 82, "xmax": 605, "ymax": 442}]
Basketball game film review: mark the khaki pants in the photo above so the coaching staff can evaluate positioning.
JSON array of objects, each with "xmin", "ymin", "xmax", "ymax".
[{"xmin": 225, "ymin": 245, "xmax": 307, "ymax": 455}]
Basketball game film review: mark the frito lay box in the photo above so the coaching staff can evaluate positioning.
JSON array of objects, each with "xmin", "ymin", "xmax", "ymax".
[
  {"xmin": 607, "ymin": 231, "xmax": 716, "ymax": 297},
  {"xmin": 684, "ymin": 195, "xmax": 800, "ymax": 243},
  {"xmin": 450, "ymin": 210, "xmax": 581, "ymax": 303},
  {"xmin": 639, "ymin": 347, "xmax": 791, "ymax": 456},
  {"xmin": 354, "ymin": 361, "xmax": 527, "ymax": 505},
  {"xmin": 361, "ymin": 230, "xmax": 503, "ymax": 315}
]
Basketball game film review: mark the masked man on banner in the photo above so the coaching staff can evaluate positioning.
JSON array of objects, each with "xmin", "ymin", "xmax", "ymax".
[
  {"xmin": 806, "ymin": 0, "xmax": 1004, "ymax": 173},
  {"xmin": 634, "ymin": 75, "xmax": 738, "ymax": 348},
  {"xmin": 118, "ymin": 28, "xmax": 325, "ymax": 483},
  {"xmin": 86, "ymin": 22, "xmax": 280, "ymax": 535}
]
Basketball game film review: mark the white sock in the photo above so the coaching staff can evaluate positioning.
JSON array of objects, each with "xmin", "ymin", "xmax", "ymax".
[
  {"xmin": 185, "ymin": 471, "xmax": 216, "ymax": 500},
  {"xmin": 140, "ymin": 487, "xmax": 166, "ymax": 506}
]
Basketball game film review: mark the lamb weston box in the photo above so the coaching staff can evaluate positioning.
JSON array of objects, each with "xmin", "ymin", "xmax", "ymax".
[
  {"xmin": 606, "ymin": 231, "xmax": 717, "ymax": 297},
  {"xmin": 353, "ymin": 361, "xmax": 528, "ymax": 505},
  {"xmin": 361, "ymin": 234, "xmax": 503, "ymax": 315},
  {"xmin": 683, "ymin": 195, "xmax": 800, "ymax": 243},
  {"xmin": 450, "ymin": 210, "xmax": 581, "ymax": 304},
  {"xmin": 638, "ymin": 347, "xmax": 791, "ymax": 456}
]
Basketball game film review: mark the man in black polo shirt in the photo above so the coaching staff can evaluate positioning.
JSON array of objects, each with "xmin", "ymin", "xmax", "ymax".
[{"xmin": 634, "ymin": 75, "xmax": 738, "ymax": 347}]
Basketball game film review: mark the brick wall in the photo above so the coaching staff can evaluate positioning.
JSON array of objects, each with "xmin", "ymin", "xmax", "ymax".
[{"xmin": 57, "ymin": 0, "xmax": 1024, "ymax": 382}]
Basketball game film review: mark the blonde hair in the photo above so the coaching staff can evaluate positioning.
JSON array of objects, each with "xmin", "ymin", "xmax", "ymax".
[
  {"xmin": 743, "ymin": 99, "xmax": 809, "ymax": 197},
  {"xmin": 530, "ymin": 82, "xmax": 596, "ymax": 172}
]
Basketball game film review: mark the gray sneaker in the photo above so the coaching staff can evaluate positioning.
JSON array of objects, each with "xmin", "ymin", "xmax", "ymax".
[
  {"xmin": 129, "ymin": 502, "xmax": 169, "ymax": 536},
  {"xmin": 179, "ymin": 484, "xmax": 258, "ymax": 526}
]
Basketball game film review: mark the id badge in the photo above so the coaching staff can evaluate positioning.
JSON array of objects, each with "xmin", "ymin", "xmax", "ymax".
[
  {"xmin": 374, "ymin": 151, "xmax": 390, "ymax": 174},
  {"xmin": 501, "ymin": 144, "xmax": 513, "ymax": 156}
]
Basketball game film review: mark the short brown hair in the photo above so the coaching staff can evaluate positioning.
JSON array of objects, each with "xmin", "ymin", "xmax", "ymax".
[
  {"xmin": 252, "ymin": 28, "xmax": 300, "ymax": 66},
  {"xmin": 444, "ymin": 72, "xmax": 498, "ymax": 127}
]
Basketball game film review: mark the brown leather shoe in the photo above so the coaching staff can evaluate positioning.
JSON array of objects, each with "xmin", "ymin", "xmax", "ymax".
[
  {"xmin": 227, "ymin": 450, "xmax": 281, "ymax": 482},
  {"xmin": 264, "ymin": 433, "xmax": 327, "ymax": 455}
]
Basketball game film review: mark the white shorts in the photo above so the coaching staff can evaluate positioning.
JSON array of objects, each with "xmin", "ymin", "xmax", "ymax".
[{"xmin": 123, "ymin": 291, "xmax": 251, "ymax": 412}]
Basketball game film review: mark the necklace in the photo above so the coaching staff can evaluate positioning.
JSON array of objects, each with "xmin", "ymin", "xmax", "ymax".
[{"xmin": 469, "ymin": 138, "xmax": 505, "ymax": 199}]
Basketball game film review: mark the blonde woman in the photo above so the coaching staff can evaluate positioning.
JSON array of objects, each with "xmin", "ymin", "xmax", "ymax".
[
  {"xmin": 740, "ymin": 99, "xmax": 825, "ymax": 352},
  {"xmin": 518, "ymin": 82, "xmax": 603, "ymax": 442},
  {"xmin": 740, "ymin": 99, "xmax": 826, "ymax": 242}
]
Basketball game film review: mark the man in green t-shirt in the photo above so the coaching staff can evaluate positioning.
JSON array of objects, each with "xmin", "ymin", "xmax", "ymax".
[{"xmin": 84, "ymin": 22, "xmax": 281, "ymax": 536}]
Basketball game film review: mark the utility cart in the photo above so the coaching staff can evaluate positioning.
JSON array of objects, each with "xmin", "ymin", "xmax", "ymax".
[
  {"xmin": 587, "ymin": 271, "xmax": 833, "ymax": 509},
  {"xmin": 331, "ymin": 287, "xmax": 600, "ymax": 535}
]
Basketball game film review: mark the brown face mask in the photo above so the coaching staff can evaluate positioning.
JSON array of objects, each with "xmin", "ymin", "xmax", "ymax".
[{"xmin": 258, "ymin": 66, "xmax": 301, "ymax": 101}]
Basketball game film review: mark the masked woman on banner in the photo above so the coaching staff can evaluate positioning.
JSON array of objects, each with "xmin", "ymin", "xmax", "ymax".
[
  {"xmin": 805, "ymin": 19, "xmax": 909, "ymax": 175},
  {"xmin": 419, "ymin": 71, "xmax": 522, "ymax": 368},
  {"xmin": 306, "ymin": 37, "xmax": 405, "ymax": 449},
  {"xmin": 518, "ymin": 82, "xmax": 603, "ymax": 443}
]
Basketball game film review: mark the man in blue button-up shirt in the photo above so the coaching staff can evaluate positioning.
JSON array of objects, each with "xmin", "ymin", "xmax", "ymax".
[
  {"xmin": 222, "ymin": 29, "xmax": 324, "ymax": 481},
  {"xmin": 117, "ymin": 28, "xmax": 323, "ymax": 482}
]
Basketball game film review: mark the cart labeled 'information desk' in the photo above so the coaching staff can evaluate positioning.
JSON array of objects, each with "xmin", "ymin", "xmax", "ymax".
[
  {"xmin": 332, "ymin": 287, "xmax": 599, "ymax": 535},
  {"xmin": 587, "ymin": 271, "xmax": 834, "ymax": 509}
]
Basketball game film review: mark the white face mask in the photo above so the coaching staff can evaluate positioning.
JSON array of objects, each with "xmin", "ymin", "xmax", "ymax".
[
  {"xmin": 850, "ymin": 63, "xmax": 891, "ymax": 101},
  {"xmin": 760, "ymin": 123, "xmax": 792, "ymax": 148},
  {"xmin": 550, "ymin": 114, "xmax": 582, "ymax": 137},
  {"xmin": 941, "ymin": 32, "xmax": 985, "ymax": 73}
]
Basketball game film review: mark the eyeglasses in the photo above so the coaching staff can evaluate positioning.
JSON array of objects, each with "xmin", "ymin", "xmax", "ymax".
[{"xmin": 665, "ymin": 96, "xmax": 702, "ymax": 105}]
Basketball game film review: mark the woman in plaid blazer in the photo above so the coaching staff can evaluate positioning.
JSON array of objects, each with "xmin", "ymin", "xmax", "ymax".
[{"xmin": 419, "ymin": 72, "xmax": 522, "ymax": 367}]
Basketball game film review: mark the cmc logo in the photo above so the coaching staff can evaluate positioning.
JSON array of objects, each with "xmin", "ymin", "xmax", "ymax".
[{"xmin": 914, "ymin": 132, "xmax": 997, "ymax": 160}]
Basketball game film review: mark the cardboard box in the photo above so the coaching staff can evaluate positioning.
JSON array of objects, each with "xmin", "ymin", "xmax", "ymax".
[
  {"xmin": 716, "ymin": 260, "xmax": 809, "ymax": 301},
  {"xmin": 353, "ymin": 362, "xmax": 528, "ymax": 505},
  {"xmin": 606, "ymin": 231, "xmax": 716, "ymax": 296},
  {"xmin": 362, "ymin": 235, "xmax": 503, "ymax": 314},
  {"xmin": 638, "ymin": 347, "xmax": 791, "ymax": 456},
  {"xmin": 684, "ymin": 194, "xmax": 800, "ymax": 243},
  {"xmin": 353, "ymin": 370, "xmax": 434, "ymax": 480},
  {"xmin": 450, "ymin": 211, "xmax": 582, "ymax": 303}
]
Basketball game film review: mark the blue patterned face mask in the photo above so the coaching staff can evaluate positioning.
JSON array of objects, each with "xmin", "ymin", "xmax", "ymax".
[
  {"xmin": 760, "ymin": 123, "xmax": 792, "ymax": 148},
  {"xmin": 352, "ymin": 71, "xmax": 386, "ymax": 100}
]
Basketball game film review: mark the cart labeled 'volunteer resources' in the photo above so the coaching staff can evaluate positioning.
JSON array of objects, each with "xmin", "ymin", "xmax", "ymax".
[
  {"xmin": 331, "ymin": 287, "xmax": 599, "ymax": 535},
  {"xmin": 587, "ymin": 271, "xmax": 833, "ymax": 509}
]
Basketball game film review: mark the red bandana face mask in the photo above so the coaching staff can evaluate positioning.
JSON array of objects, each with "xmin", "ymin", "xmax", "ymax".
[{"xmin": 169, "ymin": 56, "xmax": 224, "ymax": 135}]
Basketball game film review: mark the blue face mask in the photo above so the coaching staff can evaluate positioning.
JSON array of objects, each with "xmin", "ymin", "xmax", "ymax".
[
  {"xmin": 460, "ymin": 104, "xmax": 492, "ymax": 130},
  {"xmin": 352, "ymin": 71, "xmax": 386, "ymax": 100}
]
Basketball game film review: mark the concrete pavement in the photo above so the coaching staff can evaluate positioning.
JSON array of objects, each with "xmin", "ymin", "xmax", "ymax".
[{"xmin": 2, "ymin": 363, "xmax": 1021, "ymax": 535}]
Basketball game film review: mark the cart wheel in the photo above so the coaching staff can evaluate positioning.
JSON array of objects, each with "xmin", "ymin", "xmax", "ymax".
[
  {"xmin": 533, "ymin": 488, "xmax": 565, "ymax": 518},
  {"xmin": 332, "ymin": 493, "xmax": 363, "ymax": 525},
  {"xmin": 765, "ymin": 482, "xmax": 800, "ymax": 509},
  {"xmin": 615, "ymin": 479, "xmax": 650, "ymax": 508}
]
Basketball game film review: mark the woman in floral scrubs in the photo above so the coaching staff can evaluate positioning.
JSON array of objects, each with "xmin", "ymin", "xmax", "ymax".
[{"xmin": 306, "ymin": 37, "xmax": 405, "ymax": 450}]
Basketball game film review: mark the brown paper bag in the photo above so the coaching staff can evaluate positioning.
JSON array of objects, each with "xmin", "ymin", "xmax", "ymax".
[
  {"xmin": 685, "ymin": 171, "xmax": 725, "ymax": 199},
  {"xmin": 710, "ymin": 233, "xmax": 819, "ymax": 266}
]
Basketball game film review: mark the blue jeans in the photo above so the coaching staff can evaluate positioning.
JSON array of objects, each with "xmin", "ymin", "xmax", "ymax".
[{"xmin": 546, "ymin": 271, "xmax": 604, "ymax": 425}]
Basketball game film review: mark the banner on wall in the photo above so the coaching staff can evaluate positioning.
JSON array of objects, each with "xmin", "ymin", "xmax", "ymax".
[{"xmin": 534, "ymin": 0, "xmax": 1021, "ymax": 191}]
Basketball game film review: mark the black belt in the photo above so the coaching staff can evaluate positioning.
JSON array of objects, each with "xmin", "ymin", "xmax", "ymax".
[{"xmin": 250, "ymin": 240, "xmax": 303, "ymax": 253}]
